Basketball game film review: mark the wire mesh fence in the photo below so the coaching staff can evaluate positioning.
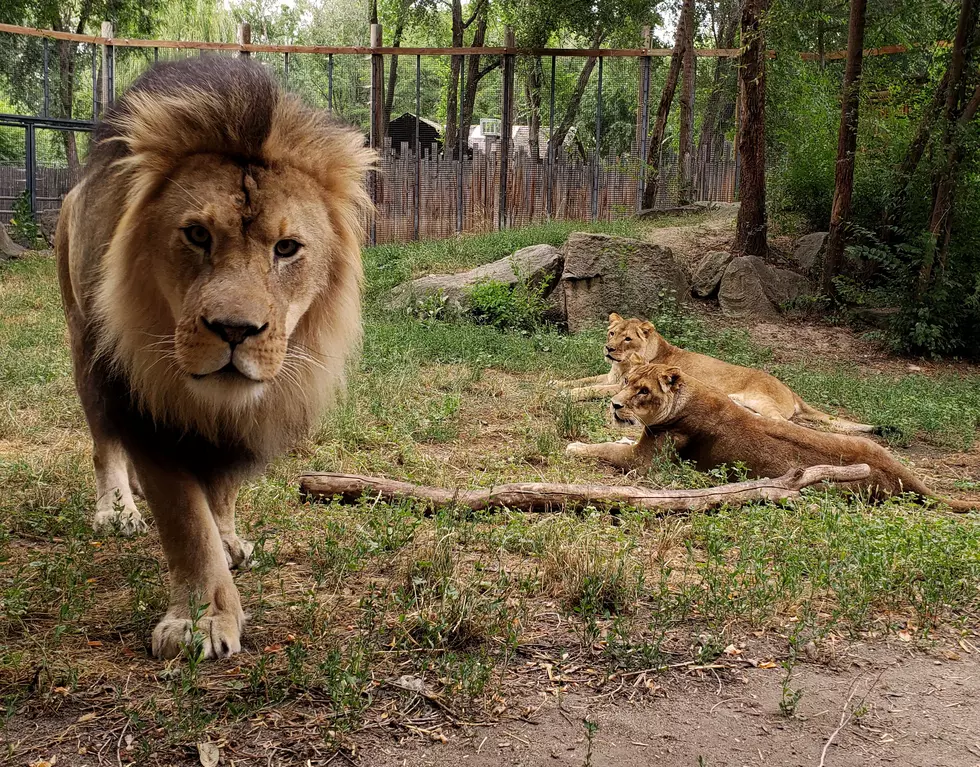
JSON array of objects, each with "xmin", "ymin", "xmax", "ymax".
[{"xmin": 0, "ymin": 26, "xmax": 741, "ymax": 240}]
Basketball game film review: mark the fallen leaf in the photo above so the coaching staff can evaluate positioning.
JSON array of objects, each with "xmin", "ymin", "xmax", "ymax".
[
  {"xmin": 29, "ymin": 758, "xmax": 56, "ymax": 767},
  {"xmin": 197, "ymin": 742, "xmax": 220, "ymax": 767},
  {"xmin": 87, "ymin": 641, "xmax": 102, "ymax": 648},
  {"xmin": 723, "ymin": 644, "xmax": 742, "ymax": 656},
  {"xmin": 77, "ymin": 712, "xmax": 97, "ymax": 723},
  {"xmin": 263, "ymin": 644, "xmax": 282, "ymax": 654},
  {"xmin": 758, "ymin": 661, "xmax": 777, "ymax": 669},
  {"xmin": 898, "ymin": 630, "xmax": 912, "ymax": 642}
]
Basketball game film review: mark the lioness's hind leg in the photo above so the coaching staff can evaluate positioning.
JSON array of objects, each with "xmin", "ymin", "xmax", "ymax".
[
  {"xmin": 728, "ymin": 392, "xmax": 789, "ymax": 420},
  {"xmin": 567, "ymin": 383, "xmax": 623, "ymax": 402},
  {"xmin": 207, "ymin": 475, "xmax": 254, "ymax": 570},
  {"xmin": 93, "ymin": 437, "xmax": 147, "ymax": 536}
]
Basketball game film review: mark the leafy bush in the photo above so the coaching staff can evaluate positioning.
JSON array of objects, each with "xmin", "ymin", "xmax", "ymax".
[
  {"xmin": 466, "ymin": 275, "xmax": 553, "ymax": 332},
  {"xmin": 8, "ymin": 192, "xmax": 42, "ymax": 249}
]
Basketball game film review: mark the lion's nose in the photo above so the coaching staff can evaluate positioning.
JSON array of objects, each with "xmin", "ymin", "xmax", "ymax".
[
  {"xmin": 612, "ymin": 401, "xmax": 624, "ymax": 410},
  {"xmin": 605, "ymin": 346, "xmax": 614, "ymax": 353},
  {"xmin": 202, "ymin": 317, "xmax": 268, "ymax": 346}
]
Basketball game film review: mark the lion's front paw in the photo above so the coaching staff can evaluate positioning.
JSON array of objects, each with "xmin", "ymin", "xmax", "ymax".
[
  {"xmin": 152, "ymin": 610, "xmax": 244, "ymax": 660},
  {"xmin": 222, "ymin": 535, "xmax": 255, "ymax": 570},
  {"xmin": 94, "ymin": 496, "xmax": 147, "ymax": 537},
  {"xmin": 565, "ymin": 441, "xmax": 590, "ymax": 457}
]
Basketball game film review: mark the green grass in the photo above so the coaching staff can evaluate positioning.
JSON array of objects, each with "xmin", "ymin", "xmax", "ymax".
[{"xmin": 1, "ymin": 227, "xmax": 979, "ymax": 763}]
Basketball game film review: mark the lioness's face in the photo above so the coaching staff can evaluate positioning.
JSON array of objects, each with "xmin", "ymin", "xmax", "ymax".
[
  {"xmin": 142, "ymin": 156, "xmax": 338, "ymax": 399},
  {"xmin": 605, "ymin": 313, "xmax": 659, "ymax": 366},
  {"xmin": 611, "ymin": 364, "xmax": 683, "ymax": 426}
]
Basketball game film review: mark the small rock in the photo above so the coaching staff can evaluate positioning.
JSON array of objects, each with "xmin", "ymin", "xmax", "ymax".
[{"xmin": 718, "ymin": 257, "xmax": 779, "ymax": 320}]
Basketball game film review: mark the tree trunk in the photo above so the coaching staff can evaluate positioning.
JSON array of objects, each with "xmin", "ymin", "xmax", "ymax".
[
  {"xmin": 524, "ymin": 57, "xmax": 544, "ymax": 162},
  {"xmin": 917, "ymin": 0, "xmax": 978, "ymax": 294},
  {"xmin": 461, "ymin": 12, "xmax": 497, "ymax": 150},
  {"xmin": 383, "ymin": 8, "xmax": 408, "ymax": 134},
  {"xmin": 678, "ymin": 0, "xmax": 696, "ymax": 205},
  {"xmin": 641, "ymin": 0, "xmax": 690, "ymax": 210},
  {"xmin": 821, "ymin": 0, "xmax": 868, "ymax": 295},
  {"xmin": 550, "ymin": 27, "xmax": 605, "ymax": 152},
  {"xmin": 732, "ymin": 0, "xmax": 770, "ymax": 257},
  {"xmin": 298, "ymin": 465, "xmax": 873, "ymax": 514},
  {"xmin": 696, "ymin": 8, "xmax": 738, "ymax": 167},
  {"xmin": 55, "ymin": 38, "xmax": 80, "ymax": 175}
]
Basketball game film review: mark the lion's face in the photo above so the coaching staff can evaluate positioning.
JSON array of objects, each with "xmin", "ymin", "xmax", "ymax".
[
  {"xmin": 611, "ymin": 362, "xmax": 683, "ymax": 426},
  {"xmin": 140, "ymin": 156, "xmax": 338, "ymax": 401},
  {"xmin": 604, "ymin": 313, "xmax": 660, "ymax": 366}
]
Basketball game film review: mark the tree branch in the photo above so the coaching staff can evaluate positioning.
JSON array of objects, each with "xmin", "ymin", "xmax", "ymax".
[{"xmin": 298, "ymin": 465, "xmax": 872, "ymax": 514}]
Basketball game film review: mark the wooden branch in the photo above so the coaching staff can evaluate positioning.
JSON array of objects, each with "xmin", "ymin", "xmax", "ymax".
[{"xmin": 298, "ymin": 464, "xmax": 871, "ymax": 514}]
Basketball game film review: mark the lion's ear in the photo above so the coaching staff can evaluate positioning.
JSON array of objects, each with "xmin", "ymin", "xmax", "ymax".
[
  {"xmin": 608, "ymin": 312, "xmax": 623, "ymax": 324},
  {"xmin": 627, "ymin": 352, "xmax": 645, "ymax": 365},
  {"xmin": 639, "ymin": 321, "xmax": 657, "ymax": 338},
  {"xmin": 658, "ymin": 368, "xmax": 682, "ymax": 393}
]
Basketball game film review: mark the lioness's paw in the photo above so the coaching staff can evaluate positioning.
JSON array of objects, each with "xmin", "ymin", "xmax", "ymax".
[
  {"xmin": 152, "ymin": 612, "xmax": 244, "ymax": 660},
  {"xmin": 565, "ymin": 441, "xmax": 590, "ymax": 456},
  {"xmin": 222, "ymin": 535, "xmax": 255, "ymax": 570},
  {"xmin": 93, "ymin": 504, "xmax": 147, "ymax": 537}
]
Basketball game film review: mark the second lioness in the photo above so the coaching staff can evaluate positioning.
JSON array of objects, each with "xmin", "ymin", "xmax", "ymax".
[
  {"xmin": 566, "ymin": 361, "xmax": 977, "ymax": 512},
  {"xmin": 554, "ymin": 313, "xmax": 875, "ymax": 434}
]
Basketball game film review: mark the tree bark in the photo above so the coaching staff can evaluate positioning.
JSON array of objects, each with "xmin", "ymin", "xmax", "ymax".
[
  {"xmin": 298, "ymin": 465, "xmax": 872, "ymax": 514},
  {"xmin": 917, "ymin": 0, "xmax": 979, "ymax": 294},
  {"xmin": 732, "ymin": 0, "xmax": 769, "ymax": 257},
  {"xmin": 550, "ymin": 27, "xmax": 605, "ymax": 152},
  {"xmin": 383, "ymin": 3, "xmax": 409, "ymax": 134},
  {"xmin": 821, "ymin": 0, "xmax": 868, "ymax": 295},
  {"xmin": 641, "ymin": 0, "xmax": 690, "ymax": 210},
  {"xmin": 678, "ymin": 0, "xmax": 696, "ymax": 205},
  {"xmin": 524, "ymin": 57, "xmax": 544, "ymax": 162},
  {"xmin": 696, "ymin": 4, "xmax": 738, "ymax": 167}
]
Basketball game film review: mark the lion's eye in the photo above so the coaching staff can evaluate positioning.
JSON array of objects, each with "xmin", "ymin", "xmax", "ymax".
[
  {"xmin": 625, "ymin": 337, "xmax": 633, "ymax": 342},
  {"xmin": 275, "ymin": 239, "xmax": 301, "ymax": 259},
  {"xmin": 638, "ymin": 387, "xmax": 650, "ymax": 395},
  {"xmin": 183, "ymin": 225, "xmax": 212, "ymax": 249}
]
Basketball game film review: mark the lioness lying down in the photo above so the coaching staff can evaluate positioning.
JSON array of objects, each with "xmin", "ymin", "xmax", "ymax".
[
  {"xmin": 566, "ymin": 361, "xmax": 977, "ymax": 512},
  {"xmin": 553, "ymin": 313, "xmax": 876, "ymax": 435}
]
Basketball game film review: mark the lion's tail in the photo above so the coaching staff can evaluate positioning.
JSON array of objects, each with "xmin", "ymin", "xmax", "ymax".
[
  {"xmin": 793, "ymin": 396, "xmax": 879, "ymax": 435},
  {"xmin": 938, "ymin": 497, "xmax": 980, "ymax": 513}
]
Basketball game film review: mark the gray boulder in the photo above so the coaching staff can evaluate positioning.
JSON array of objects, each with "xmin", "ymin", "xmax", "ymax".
[
  {"xmin": 718, "ymin": 257, "xmax": 779, "ymax": 320},
  {"xmin": 793, "ymin": 232, "xmax": 827, "ymax": 274},
  {"xmin": 38, "ymin": 208, "xmax": 61, "ymax": 246},
  {"xmin": 559, "ymin": 233, "xmax": 689, "ymax": 332},
  {"xmin": 718, "ymin": 256, "xmax": 815, "ymax": 319},
  {"xmin": 386, "ymin": 244, "xmax": 563, "ymax": 311},
  {"xmin": 691, "ymin": 250, "xmax": 734, "ymax": 298}
]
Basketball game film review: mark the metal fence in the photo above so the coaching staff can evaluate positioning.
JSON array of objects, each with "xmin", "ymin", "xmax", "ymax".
[{"xmin": 0, "ymin": 23, "xmax": 741, "ymax": 241}]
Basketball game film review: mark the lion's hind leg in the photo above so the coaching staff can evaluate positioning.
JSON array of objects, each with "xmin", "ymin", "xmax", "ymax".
[
  {"xmin": 93, "ymin": 436, "xmax": 147, "ymax": 536},
  {"xmin": 728, "ymin": 392, "xmax": 790, "ymax": 420},
  {"xmin": 565, "ymin": 437, "xmax": 641, "ymax": 471}
]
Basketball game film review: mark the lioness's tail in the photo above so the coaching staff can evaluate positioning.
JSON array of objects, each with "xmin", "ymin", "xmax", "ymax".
[
  {"xmin": 939, "ymin": 497, "xmax": 980, "ymax": 513},
  {"xmin": 793, "ymin": 397, "xmax": 878, "ymax": 435}
]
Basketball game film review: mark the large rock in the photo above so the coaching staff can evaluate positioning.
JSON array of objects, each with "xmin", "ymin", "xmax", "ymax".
[
  {"xmin": 792, "ymin": 232, "xmax": 827, "ymax": 274},
  {"xmin": 1, "ymin": 224, "xmax": 26, "ymax": 261},
  {"xmin": 691, "ymin": 250, "xmax": 734, "ymax": 298},
  {"xmin": 718, "ymin": 256, "xmax": 814, "ymax": 319},
  {"xmin": 560, "ymin": 232, "xmax": 689, "ymax": 332},
  {"xmin": 386, "ymin": 244, "xmax": 563, "ymax": 311},
  {"xmin": 38, "ymin": 208, "xmax": 61, "ymax": 246}
]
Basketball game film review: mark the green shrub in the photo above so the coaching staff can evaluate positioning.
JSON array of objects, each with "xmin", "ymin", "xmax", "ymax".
[
  {"xmin": 466, "ymin": 276, "xmax": 553, "ymax": 332},
  {"xmin": 8, "ymin": 192, "xmax": 42, "ymax": 249}
]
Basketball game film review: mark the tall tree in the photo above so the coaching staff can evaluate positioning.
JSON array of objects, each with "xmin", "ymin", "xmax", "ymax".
[
  {"xmin": 918, "ymin": 0, "xmax": 980, "ymax": 293},
  {"xmin": 677, "ymin": 0, "xmax": 696, "ymax": 205},
  {"xmin": 732, "ymin": 0, "xmax": 769, "ymax": 257},
  {"xmin": 550, "ymin": 26, "xmax": 606, "ymax": 151},
  {"xmin": 443, "ymin": 0, "xmax": 490, "ymax": 158},
  {"xmin": 820, "ymin": 0, "xmax": 868, "ymax": 295},
  {"xmin": 382, "ymin": 0, "xmax": 414, "ymax": 132},
  {"xmin": 641, "ymin": 0, "xmax": 692, "ymax": 209},
  {"xmin": 696, "ymin": 0, "xmax": 738, "ymax": 167}
]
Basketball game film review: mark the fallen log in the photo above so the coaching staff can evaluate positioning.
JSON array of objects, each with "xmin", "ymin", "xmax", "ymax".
[{"xmin": 298, "ymin": 464, "xmax": 871, "ymax": 514}]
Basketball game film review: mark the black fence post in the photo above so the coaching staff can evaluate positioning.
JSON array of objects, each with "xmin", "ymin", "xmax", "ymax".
[
  {"xmin": 456, "ymin": 55, "xmax": 465, "ymax": 234},
  {"xmin": 369, "ymin": 23, "xmax": 384, "ymax": 246},
  {"xmin": 547, "ymin": 55, "xmax": 556, "ymax": 221},
  {"xmin": 636, "ymin": 27, "xmax": 651, "ymax": 213},
  {"xmin": 91, "ymin": 46, "xmax": 98, "ymax": 120},
  {"xmin": 25, "ymin": 123, "xmax": 36, "ymax": 218},
  {"xmin": 414, "ymin": 54, "xmax": 421, "ymax": 241},
  {"xmin": 284, "ymin": 52, "xmax": 289, "ymax": 88},
  {"xmin": 498, "ymin": 26, "xmax": 515, "ymax": 231},
  {"xmin": 42, "ymin": 38, "xmax": 49, "ymax": 118},
  {"xmin": 591, "ymin": 56, "xmax": 603, "ymax": 223}
]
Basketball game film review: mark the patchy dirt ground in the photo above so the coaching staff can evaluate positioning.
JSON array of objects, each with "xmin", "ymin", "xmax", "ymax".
[{"xmin": 362, "ymin": 642, "xmax": 980, "ymax": 767}]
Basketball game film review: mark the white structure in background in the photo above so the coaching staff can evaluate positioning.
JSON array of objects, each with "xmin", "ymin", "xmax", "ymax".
[{"xmin": 468, "ymin": 118, "xmax": 574, "ymax": 154}]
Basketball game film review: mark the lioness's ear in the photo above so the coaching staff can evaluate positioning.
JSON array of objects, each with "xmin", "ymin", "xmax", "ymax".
[
  {"xmin": 627, "ymin": 352, "xmax": 645, "ymax": 365},
  {"xmin": 658, "ymin": 368, "xmax": 682, "ymax": 393},
  {"xmin": 608, "ymin": 312, "xmax": 623, "ymax": 324},
  {"xmin": 639, "ymin": 321, "xmax": 657, "ymax": 338}
]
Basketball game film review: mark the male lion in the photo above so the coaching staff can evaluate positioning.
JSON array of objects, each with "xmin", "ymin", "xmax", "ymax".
[
  {"xmin": 566, "ymin": 360, "xmax": 977, "ymax": 511},
  {"xmin": 554, "ymin": 313, "xmax": 876, "ymax": 435},
  {"xmin": 56, "ymin": 58, "xmax": 374, "ymax": 659}
]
